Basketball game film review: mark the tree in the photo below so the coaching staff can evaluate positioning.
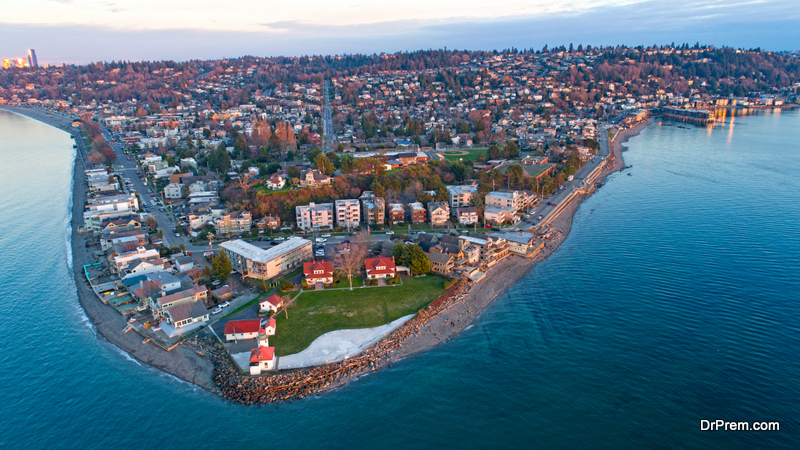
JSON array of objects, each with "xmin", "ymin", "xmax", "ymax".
[
  {"xmin": 406, "ymin": 244, "xmax": 430, "ymax": 275},
  {"xmin": 334, "ymin": 231, "xmax": 371, "ymax": 290},
  {"xmin": 488, "ymin": 144, "xmax": 502, "ymax": 159},
  {"xmin": 506, "ymin": 164, "xmax": 525, "ymax": 189},
  {"xmin": 504, "ymin": 140, "xmax": 520, "ymax": 158},
  {"xmin": 210, "ymin": 251, "xmax": 232, "ymax": 284},
  {"xmin": 144, "ymin": 216, "xmax": 158, "ymax": 230},
  {"xmin": 393, "ymin": 243, "xmax": 410, "ymax": 266},
  {"xmin": 239, "ymin": 171, "xmax": 257, "ymax": 196},
  {"xmin": 207, "ymin": 148, "xmax": 231, "ymax": 174},
  {"xmin": 315, "ymin": 153, "xmax": 335, "ymax": 175}
]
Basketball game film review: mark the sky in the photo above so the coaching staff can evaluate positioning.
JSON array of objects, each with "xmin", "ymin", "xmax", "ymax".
[{"xmin": 1, "ymin": 0, "xmax": 798, "ymax": 63}]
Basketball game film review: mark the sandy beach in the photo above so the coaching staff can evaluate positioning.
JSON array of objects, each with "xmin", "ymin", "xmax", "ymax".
[{"xmin": 5, "ymin": 105, "xmax": 651, "ymax": 402}]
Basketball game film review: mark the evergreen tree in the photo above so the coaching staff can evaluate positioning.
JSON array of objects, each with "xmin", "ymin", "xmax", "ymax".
[{"xmin": 210, "ymin": 251, "xmax": 232, "ymax": 283}]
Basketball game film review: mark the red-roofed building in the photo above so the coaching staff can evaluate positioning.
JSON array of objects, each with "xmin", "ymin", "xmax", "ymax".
[
  {"xmin": 365, "ymin": 256, "xmax": 396, "ymax": 280},
  {"xmin": 259, "ymin": 294, "xmax": 284, "ymax": 313},
  {"xmin": 224, "ymin": 319, "xmax": 262, "ymax": 341},
  {"xmin": 249, "ymin": 346, "xmax": 275, "ymax": 374},
  {"xmin": 303, "ymin": 260, "xmax": 334, "ymax": 285}
]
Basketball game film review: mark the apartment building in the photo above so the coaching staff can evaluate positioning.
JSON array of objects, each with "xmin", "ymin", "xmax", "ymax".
[
  {"xmin": 296, "ymin": 202, "xmax": 334, "ymax": 230},
  {"xmin": 360, "ymin": 191, "xmax": 385, "ymax": 226},
  {"xmin": 220, "ymin": 237, "xmax": 312, "ymax": 280},
  {"xmin": 446, "ymin": 184, "xmax": 478, "ymax": 211},
  {"xmin": 407, "ymin": 202, "xmax": 426, "ymax": 224},
  {"xmin": 335, "ymin": 199, "xmax": 361, "ymax": 229},
  {"xmin": 428, "ymin": 201, "xmax": 450, "ymax": 227},
  {"xmin": 214, "ymin": 210, "xmax": 252, "ymax": 235},
  {"xmin": 388, "ymin": 203, "xmax": 405, "ymax": 225}
]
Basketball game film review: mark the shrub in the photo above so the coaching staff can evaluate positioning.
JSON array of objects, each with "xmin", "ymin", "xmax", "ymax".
[
  {"xmin": 281, "ymin": 281, "xmax": 295, "ymax": 291},
  {"xmin": 301, "ymin": 279, "xmax": 309, "ymax": 289}
]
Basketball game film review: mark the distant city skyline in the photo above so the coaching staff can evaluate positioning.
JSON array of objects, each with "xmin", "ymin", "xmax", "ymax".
[{"xmin": 1, "ymin": 0, "xmax": 798, "ymax": 63}]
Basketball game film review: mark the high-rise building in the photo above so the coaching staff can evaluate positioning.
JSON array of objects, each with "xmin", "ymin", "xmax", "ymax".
[{"xmin": 28, "ymin": 49, "xmax": 38, "ymax": 68}]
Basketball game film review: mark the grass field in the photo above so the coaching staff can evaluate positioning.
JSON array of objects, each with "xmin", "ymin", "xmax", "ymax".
[
  {"xmin": 254, "ymin": 184, "xmax": 291, "ymax": 195},
  {"xmin": 270, "ymin": 275, "xmax": 446, "ymax": 355},
  {"xmin": 441, "ymin": 148, "xmax": 487, "ymax": 162}
]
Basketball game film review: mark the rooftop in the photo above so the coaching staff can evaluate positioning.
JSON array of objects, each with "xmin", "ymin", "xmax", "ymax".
[{"xmin": 220, "ymin": 237, "xmax": 311, "ymax": 263}]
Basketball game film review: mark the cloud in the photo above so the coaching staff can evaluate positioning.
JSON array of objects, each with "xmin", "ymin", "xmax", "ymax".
[{"xmin": 1, "ymin": 0, "xmax": 797, "ymax": 63}]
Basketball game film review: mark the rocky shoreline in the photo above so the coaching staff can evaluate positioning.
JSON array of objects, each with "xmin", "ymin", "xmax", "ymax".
[{"xmin": 6, "ymin": 105, "xmax": 650, "ymax": 404}]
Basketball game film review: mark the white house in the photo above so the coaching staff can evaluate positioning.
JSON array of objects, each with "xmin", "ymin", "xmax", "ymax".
[
  {"xmin": 259, "ymin": 294, "xmax": 284, "ymax": 313},
  {"xmin": 249, "ymin": 346, "xmax": 275, "ymax": 374},
  {"xmin": 224, "ymin": 319, "xmax": 262, "ymax": 341},
  {"xmin": 266, "ymin": 175, "xmax": 286, "ymax": 190}
]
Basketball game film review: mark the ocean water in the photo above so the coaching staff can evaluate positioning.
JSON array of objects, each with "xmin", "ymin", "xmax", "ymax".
[{"xmin": 0, "ymin": 108, "xmax": 798, "ymax": 448}]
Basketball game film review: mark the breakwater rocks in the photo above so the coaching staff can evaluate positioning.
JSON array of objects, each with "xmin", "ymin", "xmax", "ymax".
[{"xmin": 212, "ymin": 280, "xmax": 470, "ymax": 405}]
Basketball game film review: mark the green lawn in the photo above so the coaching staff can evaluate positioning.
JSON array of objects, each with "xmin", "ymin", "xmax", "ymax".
[
  {"xmin": 270, "ymin": 276, "xmax": 445, "ymax": 355},
  {"xmin": 389, "ymin": 223, "xmax": 431, "ymax": 232},
  {"xmin": 441, "ymin": 148, "xmax": 488, "ymax": 162},
  {"xmin": 254, "ymin": 184, "xmax": 291, "ymax": 195},
  {"xmin": 330, "ymin": 274, "xmax": 364, "ymax": 289}
]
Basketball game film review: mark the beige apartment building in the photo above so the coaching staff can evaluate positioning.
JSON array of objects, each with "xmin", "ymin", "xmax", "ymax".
[{"xmin": 220, "ymin": 237, "xmax": 312, "ymax": 280}]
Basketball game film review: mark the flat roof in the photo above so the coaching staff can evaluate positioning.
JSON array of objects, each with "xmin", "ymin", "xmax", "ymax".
[{"xmin": 220, "ymin": 237, "xmax": 311, "ymax": 263}]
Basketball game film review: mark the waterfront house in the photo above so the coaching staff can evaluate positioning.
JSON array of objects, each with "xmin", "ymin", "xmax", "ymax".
[
  {"xmin": 249, "ymin": 346, "xmax": 276, "ymax": 374},
  {"xmin": 364, "ymin": 256, "xmax": 396, "ymax": 280},
  {"xmin": 164, "ymin": 301, "xmax": 209, "ymax": 329},
  {"xmin": 428, "ymin": 251, "xmax": 455, "ymax": 275},
  {"xmin": 224, "ymin": 319, "xmax": 262, "ymax": 341}
]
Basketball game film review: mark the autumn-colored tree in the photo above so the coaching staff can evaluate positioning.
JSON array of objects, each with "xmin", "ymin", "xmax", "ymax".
[
  {"xmin": 239, "ymin": 171, "xmax": 257, "ymax": 197},
  {"xmin": 334, "ymin": 232, "xmax": 372, "ymax": 290}
]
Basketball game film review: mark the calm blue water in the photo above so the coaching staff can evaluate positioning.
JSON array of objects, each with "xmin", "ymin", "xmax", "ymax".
[{"xmin": 1, "ymin": 108, "xmax": 799, "ymax": 448}]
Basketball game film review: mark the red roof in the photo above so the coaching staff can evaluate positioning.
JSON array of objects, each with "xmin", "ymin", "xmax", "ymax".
[
  {"xmin": 267, "ymin": 317, "xmax": 276, "ymax": 328},
  {"xmin": 304, "ymin": 260, "xmax": 334, "ymax": 278},
  {"xmin": 365, "ymin": 256, "xmax": 396, "ymax": 276},
  {"xmin": 261, "ymin": 294, "xmax": 284, "ymax": 308},
  {"xmin": 249, "ymin": 346, "xmax": 275, "ymax": 363},
  {"xmin": 224, "ymin": 319, "xmax": 262, "ymax": 335}
]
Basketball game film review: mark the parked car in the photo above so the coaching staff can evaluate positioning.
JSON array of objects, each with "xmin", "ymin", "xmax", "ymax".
[
  {"xmin": 386, "ymin": 231, "xmax": 394, "ymax": 235},
  {"xmin": 321, "ymin": 233, "xmax": 331, "ymax": 238},
  {"xmin": 211, "ymin": 307, "xmax": 223, "ymax": 315},
  {"xmin": 219, "ymin": 301, "xmax": 230, "ymax": 308}
]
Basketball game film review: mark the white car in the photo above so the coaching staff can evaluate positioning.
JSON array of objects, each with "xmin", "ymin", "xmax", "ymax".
[
  {"xmin": 321, "ymin": 233, "xmax": 331, "ymax": 238},
  {"xmin": 219, "ymin": 301, "xmax": 231, "ymax": 308},
  {"xmin": 274, "ymin": 237, "xmax": 286, "ymax": 241},
  {"xmin": 211, "ymin": 307, "xmax": 223, "ymax": 315},
  {"xmin": 386, "ymin": 231, "xmax": 394, "ymax": 235},
  {"xmin": 315, "ymin": 238, "xmax": 327, "ymax": 243}
]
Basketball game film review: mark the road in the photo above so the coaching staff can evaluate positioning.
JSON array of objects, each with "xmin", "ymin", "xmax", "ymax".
[
  {"xmin": 99, "ymin": 126, "xmax": 186, "ymax": 248},
  {"xmin": 509, "ymin": 124, "xmax": 612, "ymax": 232},
  {"xmin": 322, "ymin": 80, "xmax": 336, "ymax": 151}
]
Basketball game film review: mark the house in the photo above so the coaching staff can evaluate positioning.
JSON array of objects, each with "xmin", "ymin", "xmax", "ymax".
[
  {"xmin": 112, "ymin": 246, "xmax": 160, "ymax": 274},
  {"xmin": 429, "ymin": 251, "xmax": 455, "ymax": 274},
  {"xmin": 407, "ymin": 202, "xmax": 426, "ymax": 224},
  {"xmin": 249, "ymin": 346, "xmax": 275, "ymax": 374},
  {"xmin": 304, "ymin": 260, "xmax": 335, "ymax": 285},
  {"xmin": 427, "ymin": 201, "xmax": 450, "ymax": 227},
  {"xmin": 164, "ymin": 301, "xmax": 209, "ymax": 329},
  {"xmin": 364, "ymin": 256, "xmax": 396, "ymax": 280},
  {"xmin": 214, "ymin": 210, "xmax": 252, "ymax": 235},
  {"xmin": 211, "ymin": 284, "xmax": 233, "ymax": 302},
  {"xmin": 257, "ymin": 215, "xmax": 281, "ymax": 231},
  {"xmin": 335, "ymin": 199, "xmax": 360, "ymax": 229},
  {"xmin": 299, "ymin": 169, "xmax": 331, "ymax": 188},
  {"xmin": 259, "ymin": 294, "xmax": 284, "ymax": 313},
  {"xmin": 490, "ymin": 231, "xmax": 541, "ymax": 257},
  {"xmin": 266, "ymin": 174, "xmax": 286, "ymax": 190},
  {"xmin": 296, "ymin": 202, "xmax": 334, "ymax": 230},
  {"xmin": 457, "ymin": 206, "xmax": 479, "ymax": 226},
  {"xmin": 172, "ymin": 255, "xmax": 194, "ymax": 273},
  {"xmin": 164, "ymin": 183, "xmax": 185, "ymax": 199},
  {"xmin": 220, "ymin": 238, "xmax": 312, "ymax": 280},
  {"xmin": 484, "ymin": 205, "xmax": 518, "ymax": 225},
  {"xmin": 224, "ymin": 319, "xmax": 262, "ymax": 341},
  {"xmin": 150, "ymin": 285, "xmax": 209, "ymax": 318},
  {"xmin": 388, "ymin": 203, "xmax": 405, "ymax": 225}
]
